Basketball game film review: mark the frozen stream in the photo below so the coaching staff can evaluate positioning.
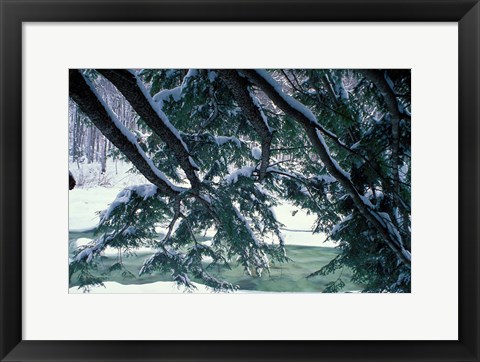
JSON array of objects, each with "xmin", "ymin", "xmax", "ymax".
[{"xmin": 68, "ymin": 178, "xmax": 362, "ymax": 293}]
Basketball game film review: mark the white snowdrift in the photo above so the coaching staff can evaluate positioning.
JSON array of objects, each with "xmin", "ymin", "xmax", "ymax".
[
  {"xmin": 69, "ymin": 281, "xmax": 212, "ymax": 294},
  {"xmin": 69, "ymin": 280, "xmax": 271, "ymax": 294},
  {"xmin": 70, "ymin": 191, "xmax": 335, "ymax": 248}
]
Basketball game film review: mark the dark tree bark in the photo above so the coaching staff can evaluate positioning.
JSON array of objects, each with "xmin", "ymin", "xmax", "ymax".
[
  {"xmin": 361, "ymin": 70, "xmax": 410, "ymax": 230},
  {"xmin": 69, "ymin": 171, "xmax": 76, "ymax": 190},
  {"xmin": 69, "ymin": 70, "xmax": 180, "ymax": 198},
  {"xmin": 86, "ymin": 126, "xmax": 94, "ymax": 163},
  {"xmin": 100, "ymin": 138, "xmax": 107, "ymax": 174},
  {"xmin": 97, "ymin": 69, "xmax": 202, "ymax": 191},
  {"xmin": 217, "ymin": 70, "xmax": 273, "ymax": 181}
]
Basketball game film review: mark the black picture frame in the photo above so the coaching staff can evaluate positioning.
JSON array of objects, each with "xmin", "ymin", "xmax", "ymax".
[{"xmin": 1, "ymin": 1, "xmax": 479, "ymax": 361}]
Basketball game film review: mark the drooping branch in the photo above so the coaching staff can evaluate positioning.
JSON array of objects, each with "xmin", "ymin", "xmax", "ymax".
[
  {"xmin": 277, "ymin": 71, "xmax": 408, "ymax": 204},
  {"xmin": 69, "ymin": 69, "xmax": 182, "ymax": 198},
  {"xmin": 217, "ymin": 70, "xmax": 273, "ymax": 181},
  {"xmin": 239, "ymin": 69, "xmax": 411, "ymax": 268},
  {"xmin": 361, "ymin": 70, "xmax": 409, "ymax": 228},
  {"xmin": 361, "ymin": 70, "xmax": 407, "ymax": 120},
  {"xmin": 97, "ymin": 69, "xmax": 202, "ymax": 190}
]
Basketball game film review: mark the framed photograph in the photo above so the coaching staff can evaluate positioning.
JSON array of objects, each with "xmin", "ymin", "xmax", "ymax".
[{"xmin": 1, "ymin": 0, "xmax": 479, "ymax": 361}]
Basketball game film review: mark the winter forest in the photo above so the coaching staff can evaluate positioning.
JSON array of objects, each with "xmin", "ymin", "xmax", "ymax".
[{"xmin": 68, "ymin": 69, "xmax": 411, "ymax": 293}]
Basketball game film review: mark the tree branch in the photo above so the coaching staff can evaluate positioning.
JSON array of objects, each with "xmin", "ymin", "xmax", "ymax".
[
  {"xmin": 69, "ymin": 70, "xmax": 182, "ymax": 198},
  {"xmin": 239, "ymin": 69, "xmax": 411, "ymax": 268},
  {"xmin": 217, "ymin": 70, "xmax": 273, "ymax": 182},
  {"xmin": 361, "ymin": 69, "xmax": 409, "ymax": 230},
  {"xmin": 97, "ymin": 69, "xmax": 202, "ymax": 190}
]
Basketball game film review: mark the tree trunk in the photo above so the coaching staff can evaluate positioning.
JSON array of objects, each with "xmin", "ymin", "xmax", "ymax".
[{"xmin": 100, "ymin": 138, "xmax": 107, "ymax": 174}]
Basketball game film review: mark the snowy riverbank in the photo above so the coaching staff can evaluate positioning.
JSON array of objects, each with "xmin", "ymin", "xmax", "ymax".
[
  {"xmin": 69, "ymin": 161, "xmax": 341, "ymax": 293},
  {"xmin": 69, "ymin": 161, "xmax": 335, "ymax": 247}
]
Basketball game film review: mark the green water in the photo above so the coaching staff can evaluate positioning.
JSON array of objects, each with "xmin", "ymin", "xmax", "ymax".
[{"xmin": 69, "ymin": 230, "xmax": 363, "ymax": 292}]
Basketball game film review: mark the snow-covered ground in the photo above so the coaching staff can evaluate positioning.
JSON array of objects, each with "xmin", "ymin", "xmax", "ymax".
[
  {"xmin": 69, "ymin": 161, "xmax": 337, "ymax": 293},
  {"xmin": 70, "ymin": 187, "xmax": 333, "ymax": 247},
  {"xmin": 69, "ymin": 161, "xmax": 333, "ymax": 246},
  {"xmin": 69, "ymin": 160, "xmax": 148, "ymax": 231},
  {"xmin": 69, "ymin": 281, "xmax": 212, "ymax": 294},
  {"xmin": 68, "ymin": 281, "xmax": 272, "ymax": 294}
]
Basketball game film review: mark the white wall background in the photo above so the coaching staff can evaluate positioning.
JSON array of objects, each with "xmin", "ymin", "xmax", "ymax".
[{"xmin": 23, "ymin": 23, "xmax": 458, "ymax": 340}]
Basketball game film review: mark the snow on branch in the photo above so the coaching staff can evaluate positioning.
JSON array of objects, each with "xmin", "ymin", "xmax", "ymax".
[
  {"xmin": 224, "ymin": 166, "xmax": 256, "ymax": 185},
  {"xmin": 361, "ymin": 69, "xmax": 408, "ymax": 232},
  {"xmin": 361, "ymin": 70, "xmax": 409, "ymax": 120},
  {"xmin": 99, "ymin": 184, "xmax": 159, "ymax": 223},
  {"xmin": 69, "ymin": 70, "xmax": 184, "ymax": 198},
  {"xmin": 139, "ymin": 244, "xmax": 235, "ymax": 291},
  {"xmin": 240, "ymin": 69, "xmax": 411, "ymax": 268},
  {"xmin": 152, "ymin": 69, "xmax": 198, "ymax": 109},
  {"xmin": 97, "ymin": 69, "xmax": 201, "ymax": 189},
  {"xmin": 134, "ymin": 73, "xmax": 191, "ymax": 152},
  {"xmin": 214, "ymin": 135, "xmax": 243, "ymax": 148},
  {"xmin": 218, "ymin": 70, "xmax": 273, "ymax": 181}
]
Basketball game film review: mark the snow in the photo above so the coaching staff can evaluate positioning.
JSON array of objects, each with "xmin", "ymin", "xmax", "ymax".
[
  {"xmin": 251, "ymin": 147, "xmax": 262, "ymax": 160},
  {"xmin": 214, "ymin": 136, "xmax": 242, "ymax": 148},
  {"xmin": 254, "ymin": 69, "xmax": 322, "ymax": 129},
  {"xmin": 227, "ymin": 107, "xmax": 242, "ymax": 117},
  {"xmin": 402, "ymin": 249, "xmax": 411, "ymax": 260},
  {"xmin": 359, "ymin": 195, "xmax": 375, "ymax": 209},
  {"xmin": 68, "ymin": 171, "xmax": 339, "ymax": 291},
  {"xmin": 207, "ymin": 70, "xmax": 217, "ymax": 82},
  {"xmin": 74, "ymin": 238, "xmax": 93, "ymax": 248},
  {"xmin": 279, "ymin": 229, "xmax": 334, "ymax": 248},
  {"xmin": 332, "ymin": 76, "xmax": 349, "ymax": 100},
  {"xmin": 250, "ymin": 72, "xmax": 354, "ymax": 183},
  {"xmin": 152, "ymin": 69, "xmax": 199, "ymax": 107},
  {"xmin": 68, "ymin": 280, "xmax": 270, "ymax": 294},
  {"xmin": 314, "ymin": 174, "xmax": 336, "ymax": 184},
  {"xmin": 70, "ymin": 167, "xmax": 336, "ymax": 248},
  {"xmin": 84, "ymin": 75, "xmax": 185, "ymax": 194},
  {"xmin": 71, "ymin": 161, "xmax": 133, "ymax": 186},
  {"xmin": 265, "ymin": 166, "xmax": 299, "ymax": 180},
  {"xmin": 233, "ymin": 206, "xmax": 260, "ymax": 246},
  {"xmin": 99, "ymin": 184, "xmax": 158, "ymax": 223},
  {"xmin": 133, "ymin": 73, "xmax": 191, "ymax": 153},
  {"xmin": 69, "ymin": 187, "xmax": 122, "ymax": 231},
  {"xmin": 122, "ymin": 226, "xmax": 137, "ymax": 236},
  {"xmin": 153, "ymin": 86, "xmax": 182, "ymax": 106},
  {"xmin": 371, "ymin": 211, "xmax": 409, "ymax": 261},
  {"xmin": 364, "ymin": 188, "xmax": 384, "ymax": 201},
  {"xmin": 338, "ymin": 85, "xmax": 349, "ymax": 100},
  {"xmin": 70, "ymin": 160, "xmax": 338, "ymax": 279},
  {"xmin": 378, "ymin": 213, "xmax": 405, "ymax": 244},
  {"xmin": 254, "ymin": 183, "xmax": 272, "ymax": 197},
  {"xmin": 199, "ymin": 194, "xmax": 212, "ymax": 203},
  {"xmin": 75, "ymin": 239, "xmax": 103, "ymax": 262},
  {"xmin": 69, "ymin": 161, "xmax": 153, "ymax": 231},
  {"xmin": 315, "ymin": 129, "xmax": 351, "ymax": 179},
  {"xmin": 400, "ymin": 163, "xmax": 409, "ymax": 182},
  {"xmin": 134, "ymin": 184, "xmax": 158, "ymax": 199},
  {"xmin": 271, "ymin": 201, "xmax": 336, "ymax": 248},
  {"xmin": 331, "ymin": 214, "xmax": 353, "ymax": 237},
  {"xmin": 100, "ymin": 189, "xmax": 131, "ymax": 222},
  {"xmin": 184, "ymin": 69, "xmax": 198, "ymax": 80},
  {"xmin": 384, "ymin": 72, "xmax": 395, "ymax": 92},
  {"xmin": 351, "ymin": 141, "xmax": 361, "ymax": 150},
  {"xmin": 188, "ymin": 156, "xmax": 200, "ymax": 169},
  {"xmin": 69, "ymin": 280, "xmax": 212, "ymax": 294},
  {"xmin": 249, "ymin": 91, "xmax": 272, "ymax": 133},
  {"xmin": 224, "ymin": 166, "xmax": 255, "ymax": 185}
]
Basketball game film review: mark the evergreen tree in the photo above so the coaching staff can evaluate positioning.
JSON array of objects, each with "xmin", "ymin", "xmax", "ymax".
[{"xmin": 69, "ymin": 68, "xmax": 411, "ymax": 293}]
